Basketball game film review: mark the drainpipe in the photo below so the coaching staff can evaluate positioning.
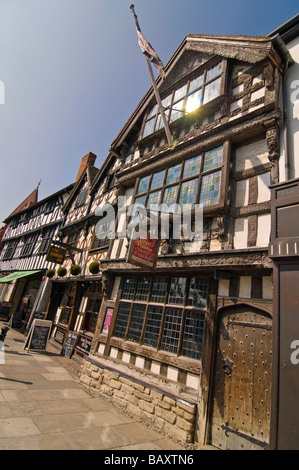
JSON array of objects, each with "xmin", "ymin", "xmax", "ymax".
[{"xmin": 272, "ymin": 34, "xmax": 294, "ymax": 181}]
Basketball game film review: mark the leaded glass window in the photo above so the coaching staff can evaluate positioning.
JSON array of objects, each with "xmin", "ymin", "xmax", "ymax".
[
  {"xmin": 188, "ymin": 277, "xmax": 209, "ymax": 308},
  {"xmin": 127, "ymin": 304, "xmax": 146, "ymax": 342},
  {"xmin": 113, "ymin": 302, "xmax": 130, "ymax": 338},
  {"xmin": 142, "ymin": 61, "xmax": 223, "ymax": 138},
  {"xmin": 143, "ymin": 306, "xmax": 163, "ymax": 347},
  {"xmin": 112, "ymin": 275, "xmax": 209, "ymax": 361},
  {"xmin": 200, "ymin": 171, "xmax": 221, "ymax": 207},
  {"xmin": 122, "ymin": 277, "xmax": 137, "ymax": 300},
  {"xmin": 160, "ymin": 308, "xmax": 182, "ymax": 353},
  {"xmin": 150, "ymin": 277, "xmax": 168, "ymax": 303},
  {"xmin": 179, "ymin": 178, "xmax": 198, "ymax": 208},
  {"xmin": 181, "ymin": 310, "xmax": 205, "ymax": 359},
  {"xmin": 134, "ymin": 145, "xmax": 223, "ymax": 213}
]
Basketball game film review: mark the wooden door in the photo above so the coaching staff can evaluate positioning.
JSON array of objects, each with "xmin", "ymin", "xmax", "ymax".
[{"xmin": 210, "ymin": 305, "xmax": 272, "ymax": 450}]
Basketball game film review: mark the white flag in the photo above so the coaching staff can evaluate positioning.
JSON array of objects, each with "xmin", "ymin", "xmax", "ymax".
[{"xmin": 137, "ymin": 30, "xmax": 165, "ymax": 78}]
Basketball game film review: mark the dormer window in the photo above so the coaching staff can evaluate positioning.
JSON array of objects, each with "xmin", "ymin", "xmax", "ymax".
[{"xmin": 142, "ymin": 61, "xmax": 223, "ymax": 139}]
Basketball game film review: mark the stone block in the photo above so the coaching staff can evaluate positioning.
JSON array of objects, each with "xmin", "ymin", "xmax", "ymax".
[
  {"xmin": 79, "ymin": 374, "xmax": 91, "ymax": 386},
  {"xmin": 109, "ymin": 379, "xmax": 122, "ymax": 390},
  {"xmin": 139, "ymin": 400, "xmax": 155, "ymax": 414},
  {"xmin": 160, "ymin": 408, "xmax": 176, "ymax": 424},
  {"xmin": 135, "ymin": 391, "xmax": 152, "ymax": 403},
  {"xmin": 176, "ymin": 417, "xmax": 194, "ymax": 432},
  {"xmin": 163, "ymin": 396, "xmax": 176, "ymax": 407}
]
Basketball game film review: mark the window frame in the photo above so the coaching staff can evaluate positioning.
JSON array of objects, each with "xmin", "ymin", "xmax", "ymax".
[
  {"xmin": 133, "ymin": 144, "xmax": 228, "ymax": 216},
  {"xmin": 110, "ymin": 274, "xmax": 209, "ymax": 361},
  {"xmin": 141, "ymin": 58, "xmax": 226, "ymax": 140}
]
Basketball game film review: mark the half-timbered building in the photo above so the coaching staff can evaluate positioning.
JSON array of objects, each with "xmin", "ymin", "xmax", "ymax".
[
  {"xmin": 45, "ymin": 151, "xmax": 124, "ymax": 359},
  {"xmin": 77, "ymin": 33, "xmax": 287, "ymax": 449},
  {"xmin": 0, "ymin": 184, "xmax": 73, "ymax": 327}
]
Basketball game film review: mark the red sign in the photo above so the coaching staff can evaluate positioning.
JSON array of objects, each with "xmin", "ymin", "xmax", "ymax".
[
  {"xmin": 102, "ymin": 308, "xmax": 114, "ymax": 335},
  {"xmin": 127, "ymin": 238, "xmax": 159, "ymax": 270}
]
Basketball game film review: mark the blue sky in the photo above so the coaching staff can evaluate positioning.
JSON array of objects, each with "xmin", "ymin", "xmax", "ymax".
[{"xmin": 0, "ymin": 0, "xmax": 298, "ymax": 224}]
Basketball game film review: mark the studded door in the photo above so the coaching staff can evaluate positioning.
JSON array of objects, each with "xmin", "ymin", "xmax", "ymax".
[{"xmin": 210, "ymin": 306, "xmax": 272, "ymax": 450}]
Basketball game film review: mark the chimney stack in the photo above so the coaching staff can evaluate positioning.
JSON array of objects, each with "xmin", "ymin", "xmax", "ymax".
[{"xmin": 76, "ymin": 152, "xmax": 97, "ymax": 182}]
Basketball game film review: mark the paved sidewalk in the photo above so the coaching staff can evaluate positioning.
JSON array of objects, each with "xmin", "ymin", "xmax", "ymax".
[{"xmin": 0, "ymin": 324, "xmax": 186, "ymax": 451}]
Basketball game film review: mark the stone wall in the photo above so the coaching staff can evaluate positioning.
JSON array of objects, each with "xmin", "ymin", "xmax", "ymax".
[{"xmin": 79, "ymin": 355, "xmax": 197, "ymax": 444}]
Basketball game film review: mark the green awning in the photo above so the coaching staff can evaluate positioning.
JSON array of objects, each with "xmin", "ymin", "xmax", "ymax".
[{"xmin": 0, "ymin": 270, "xmax": 42, "ymax": 283}]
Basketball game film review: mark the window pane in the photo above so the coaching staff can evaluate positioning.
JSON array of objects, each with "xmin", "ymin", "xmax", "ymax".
[
  {"xmin": 162, "ymin": 94, "xmax": 172, "ymax": 109},
  {"xmin": 166, "ymin": 163, "xmax": 182, "ymax": 184},
  {"xmin": 161, "ymin": 308, "xmax": 182, "ymax": 354},
  {"xmin": 137, "ymin": 175, "xmax": 151, "ymax": 194},
  {"xmin": 75, "ymin": 189, "xmax": 88, "ymax": 208},
  {"xmin": 147, "ymin": 104, "xmax": 158, "ymax": 118},
  {"xmin": 156, "ymin": 109, "xmax": 170, "ymax": 130},
  {"xmin": 122, "ymin": 277, "xmax": 137, "ymax": 300},
  {"xmin": 163, "ymin": 185, "xmax": 179, "ymax": 206},
  {"xmin": 203, "ymin": 146, "xmax": 223, "ymax": 172},
  {"xmin": 183, "ymin": 155, "xmax": 202, "ymax": 179},
  {"xmin": 150, "ymin": 277, "xmax": 168, "ymax": 303},
  {"xmin": 186, "ymin": 89, "xmax": 202, "ymax": 114},
  {"xmin": 143, "ymin": 305, "xmax": 163, "ymax": 347},
  {"xmin": 127, "ymin": 304, "xmax": 146, "ymax": 342},
  {"xmin": 170, "ymin": 99, "xmax": 184, "ymax": 122},
  {"xmin": 189, "ymin": 74, "xmax": 203, "ymax": 93},
  {"xmin": 113, "ymin": 302, "xmax": 131, "ymax": 338},
  {"xmin": 151, "ymin": 170, "xmax": 165, "ymax": 190},
  {"xmin": 200, "ymin": 171, "xmax": 221, "ymax": 207},
  {"xmin": 147, "ymin": 190, "xmax": 161, "ymax": 208},
  {"xmin": 188, "ymin": 277, "xmax": 209, "ymax": 308},
  {"xmin": 135, "ymin": 277, "xmax": 151, "ymax": 301},
  {"xmin": 169, "ymin": 277, "xmax": 187, "ymax": 305},
  {"xmin": 143, "ymin": 117, "xmax": 156, "ymax": 137},
  {"xmin": 174, "ymin": 84, "xmax": 187, "ymax": 102},
  {"xmin": 203, "ymin": 77, "xmax": 221, "ymax": 104},
  {"xmin": 181, "ymin": 310, "xmax": 205, "ymax": 360},
  {"xmin": 179, "ymin": 178, "xmax": 198, "ymax": 208},
  {"xmin": 206, "ymin": 62, "xmax": 222, "ymax": 82}
]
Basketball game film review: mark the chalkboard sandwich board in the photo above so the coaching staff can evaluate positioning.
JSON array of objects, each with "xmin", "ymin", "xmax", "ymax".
[
  {"xmin": 61, "ymin": 331, "xmax": 78, "ymax": 358},
  {"xmin": 24, "ymin": 319, "xmax": 52, "ymax": 353}
]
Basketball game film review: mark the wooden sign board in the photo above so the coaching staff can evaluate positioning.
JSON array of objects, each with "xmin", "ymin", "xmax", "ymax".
[
  {"xmin": 46, "ymin": 245, "xmax": 66, "ymax": 265},
  {"xmin": 75, "ymin": 334, "xmax": 92, "ymax": 354},
  {"xmin": 61, "ymin": 331, "xmax": 78, "ymax": 358},
  {"xmin": 24, "ymin": 319, "xmax": 52, "ymax": 353},
  {"xmin": 127, "ymin": 238, "xmax": 159, "ymax": 270}
]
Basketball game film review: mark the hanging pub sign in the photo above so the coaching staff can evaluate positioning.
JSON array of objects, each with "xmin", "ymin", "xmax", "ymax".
[
  {"xmin": 46, "ymin": 245, "xmax": 66, "ymax": 265},
  {"xmin": 127, "ymin": 237, "xmax": 159, "ymax": 271}
]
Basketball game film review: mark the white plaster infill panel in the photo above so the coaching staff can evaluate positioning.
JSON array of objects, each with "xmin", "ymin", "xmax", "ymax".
[
  {"xmin": 234, "ymin": 217, "xmax": 248, "ymax": 249},
  {"xmin": 235, "ymin": 139, "xmax": 268, "ymax": 173}
]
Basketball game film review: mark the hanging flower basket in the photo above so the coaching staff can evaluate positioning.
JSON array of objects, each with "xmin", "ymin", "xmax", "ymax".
[
  {"xmin": 70, "ymin": 264, "xmax": 81, "ymax": 276},
  {"xmin": 57, "ymin": 267, "xmax": 67, "ymax": 277},
  {"xmin": 46, "ymin": 269, "xmax": 55, "ymax": 279},
  {"xmin": 89, "ymin": 261, "xmax": 100, "ymax": 275}
]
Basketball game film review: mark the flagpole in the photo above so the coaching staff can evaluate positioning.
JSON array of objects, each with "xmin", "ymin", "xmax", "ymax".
[
  {"xmin": 130, "ymin": 4, "xmax": 173, "ymax": 147},
  {"xmin": 145, "ymin": 58, "xmax": 173, "ymax": 147}
]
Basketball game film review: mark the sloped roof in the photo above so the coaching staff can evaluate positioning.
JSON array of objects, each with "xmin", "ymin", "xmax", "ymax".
[
  {"xmin": 110, "ymin": 33, "xmax": 282, "ymax": 151},
  {"xmin": 62, "ymin": 163, "xmax": 99, "ymax": 213},
  {"xmin": 5, "ymin": 187, "xmax": 38, "ymax": 220}
]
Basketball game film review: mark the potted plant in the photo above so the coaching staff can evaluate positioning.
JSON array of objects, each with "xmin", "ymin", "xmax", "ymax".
[
  {"xmin": 57, "ymin": 267, "xmax": 67, "ymax": 277},
  {"xmin": 70, "ymin": 264, "xmax": 81, "ymax": 276},
  {"xmin": 46, "ymin": 269, "xmax": 55, "ymax": 278},
  {"xmin": 89, "ymin": 261, "xmax": 100, "ymax": 275}
]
